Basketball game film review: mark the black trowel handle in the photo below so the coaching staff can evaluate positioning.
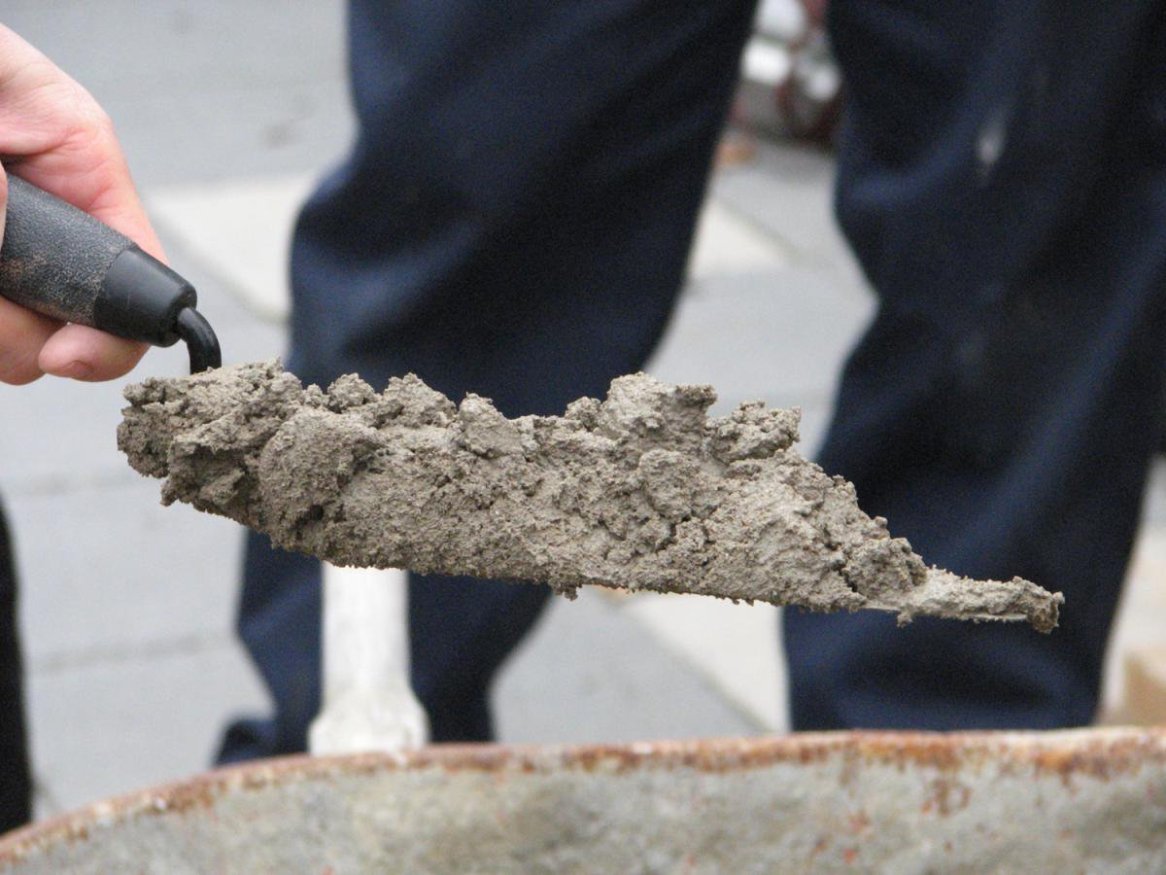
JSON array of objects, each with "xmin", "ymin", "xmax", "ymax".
[{"xmin": 0, "ymin": 174, "xmax": 220, "ymax": 371}]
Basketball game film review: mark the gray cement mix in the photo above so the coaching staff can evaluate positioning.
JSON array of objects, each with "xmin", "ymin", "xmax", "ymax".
[{"xmin": 117, "ymin": 361, "xmax": 1062, "ymax": 632}]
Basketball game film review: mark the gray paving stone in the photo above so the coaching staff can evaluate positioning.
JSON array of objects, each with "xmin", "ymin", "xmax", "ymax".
[
  {"xmin": 11, "ymin": 479, "xmax": 242, "ymax": 664},
  {"xmin": 2, "ymin": 233, "xmax": 286, "ymax": 816},
  {"xmin": 496, "ymin": 591, "xmax": 762, "ymax": 745},
  {"xmin": 6, "ymin": 1, "xmax": 344, "ymax": 95},
  {"xmin": 27, "ymin": 641, "xmax": 266, "ymax": 817},
  {"xmin": 4, "ymin": 1, "xmax": 352, "ymax": 187},
  {"xmin": 711, "ymin": 140, "xmax": 853, "ymax": 268}
]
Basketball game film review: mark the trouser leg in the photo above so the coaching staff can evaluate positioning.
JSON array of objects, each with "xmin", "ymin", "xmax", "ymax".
[
  {"xmin": 786, "ymin": 288, "xmax": 1166, "ymax": 729},
  {"xmin": 786, "ymin": 2, "xmax": 1166, "ymax": 729},
  {"xmin": 221, "ymin": 0, "xmax": 757, "ymax": 759},
  {"xmin": 0, "ymin": 500, "xmax": 31, "ymax": 831}
]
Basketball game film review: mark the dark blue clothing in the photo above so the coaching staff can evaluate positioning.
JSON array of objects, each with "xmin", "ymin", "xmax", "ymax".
[
  {"xmin": 0, "ymin": 504, "xmax": 31, "ymax": 833},
  {"xmin": 219, "ymin": 0, "xmax": 759, "ymax": 759},
  {"xmin": 784, "ymin": 2, "xmax": 1166, "ymax": 729}
]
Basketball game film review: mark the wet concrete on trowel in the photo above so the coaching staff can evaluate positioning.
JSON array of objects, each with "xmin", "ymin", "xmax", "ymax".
[{"xmin": 117, "ymin": 361, "xmax": 1062, "ymax": 631}]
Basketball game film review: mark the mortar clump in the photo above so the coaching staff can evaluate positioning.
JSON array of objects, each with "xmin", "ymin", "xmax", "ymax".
[{"xmin": 118, "ymin": 360, "xmax": 1062, "ymax": 631}]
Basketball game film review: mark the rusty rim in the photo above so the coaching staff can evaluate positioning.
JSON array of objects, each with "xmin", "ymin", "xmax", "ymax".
[{"xmin": 2, "ymin": 727, "xmax": 1163, "ymax": 864}]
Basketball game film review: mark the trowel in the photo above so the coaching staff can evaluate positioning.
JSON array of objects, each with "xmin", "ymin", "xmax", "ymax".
[
  {"xmin": 0, "ymin": 174, "xmax": 220, "ymax": 373},
  {"xmin": 0, "ymin": 174, "xmax": 427, "ymax": 754}
]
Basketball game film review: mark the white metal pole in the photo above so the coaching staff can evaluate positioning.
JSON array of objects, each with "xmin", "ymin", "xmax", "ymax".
[{"xmin": 309, "ymin": 564, "xmax": 429, "ymax": 754}]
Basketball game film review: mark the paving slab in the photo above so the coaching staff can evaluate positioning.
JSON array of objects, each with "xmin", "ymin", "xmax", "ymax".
[
  {"xmin": 4, "ymin": 0, "xmax": 352, "ymax": 188},
  {"xmin": 1105, "ymin": 511, "xmax": 1166, "ymax": 716},
  {"xmin": 711, "ymin": 141, "xmax": 855, "ymax": 270},
  {"xmin": 27, "ymin": 641, "xmax": 267, "ymax": 819},
  {"xmin": 496, "ymin": 591, "xmax": 761, "ymax": 745},
  {"xmin": 11, "ymin": 479, "xmax": 241, "ymax": 664},
  {"xmin": 618, "ymin": 594, "xmax": 785, "ymax": 732},
  {"xmin": 0, "ymin": 234, "xmax": 282, "ymax": 814}
]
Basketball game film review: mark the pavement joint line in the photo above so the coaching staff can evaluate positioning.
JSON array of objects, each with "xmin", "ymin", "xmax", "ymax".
[
  {"xmin": 599, "ymin": 592, "xmax": 780, "ymax": 732},
  {"xmin": 703, "ymin": 191, "xmax": 800, "ymax": 262},
  {"xmin": 681, "ymin": 265, "xmax": 834, "ymax": 299},
  {"xmin": 553, "ymin": 589, "xmax": 772, "ymax": 732},
  {"xmin": 4, "ymin": 467, "xmax": 142, "ymax": 499},
  {"xmin": 28, "ymin": 632, "xmax": 237, "ymax": 676}
]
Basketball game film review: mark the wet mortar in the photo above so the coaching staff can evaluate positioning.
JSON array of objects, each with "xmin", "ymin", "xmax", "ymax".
[{"xmin": 117, "ymin": 361, "xmax": 1061, "ymax": 631}]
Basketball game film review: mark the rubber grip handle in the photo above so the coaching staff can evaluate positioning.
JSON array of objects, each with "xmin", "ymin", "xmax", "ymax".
[{"xmin": 0, "ymin": 175, "xmax": 196, "ymax": 346}]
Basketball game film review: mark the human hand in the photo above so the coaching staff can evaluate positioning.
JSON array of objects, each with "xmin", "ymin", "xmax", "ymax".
[{"xmin": 0, "ymin": 24, "xmax": 161, "ymax": 384}]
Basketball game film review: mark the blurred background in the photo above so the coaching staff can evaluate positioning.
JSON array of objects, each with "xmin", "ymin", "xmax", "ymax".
[{"xmin": 2, "ymin": 0, "xmax": 1165, "ymax": 821}]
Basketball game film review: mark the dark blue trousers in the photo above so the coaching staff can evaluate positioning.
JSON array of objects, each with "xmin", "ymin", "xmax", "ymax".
[
  {"xmin": 0, "ymin": 503, "xmax": 31, "ymax": 832},
  {"xmin": 218, "ymin": 0, "xmax": 758, "ymax": 759},
  {"xmin": 785, "ymin": 3, "xmax": 1166, "ymax": 729}
]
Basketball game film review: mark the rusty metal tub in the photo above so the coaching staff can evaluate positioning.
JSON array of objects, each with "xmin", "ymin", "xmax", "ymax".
[{"xmin": 1, "ymin": 728, "xmax": 1165, "ymax": 873}]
